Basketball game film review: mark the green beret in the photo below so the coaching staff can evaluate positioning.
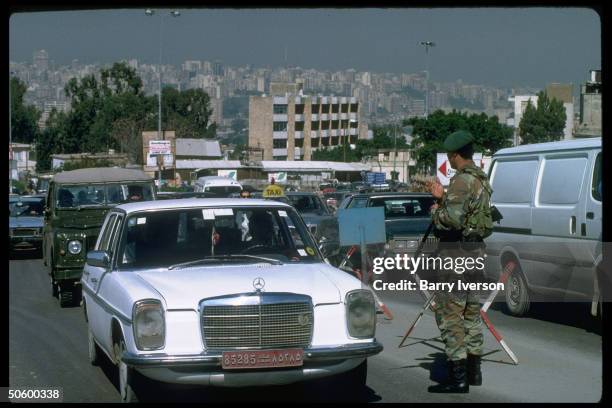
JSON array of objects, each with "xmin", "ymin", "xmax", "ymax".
[{"xmin": 443, "ymin": 130, "xmax": 474, "ymax": 152}]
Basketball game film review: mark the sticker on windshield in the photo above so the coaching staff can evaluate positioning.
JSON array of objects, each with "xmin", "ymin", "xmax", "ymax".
[
  {"xmin": 305, "ymin": 247, "xmax": 315, "ymax": 256},
  {"xmin": 297, "ymin": 249, "xmax": 307, "ymax": 257},
  {"xmin": 278, "ymin": 210, "xmax": 288, "ymax": 217},
  {"xmin": 214, "ymin": 208, "xmax": 234, "ymax": 216},
  {"xmin": 137, "ymin": 217, "xmax": 146, "ymax": 225},
  {"xmin": 202, "ymin": 209, "xmax": 215, "ymax": 220}
]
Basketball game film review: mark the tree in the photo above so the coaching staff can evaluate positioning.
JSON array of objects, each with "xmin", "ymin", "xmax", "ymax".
[
  {"xmin": 10, "ymin": 77, "xmax": 40, "ymax": 144},
  {"xmin": 407, "ymin": 109, "xmax": 513, "ymax": 172},
  {"xmin": 161, "ymin": 87, "xmax": 216, "ymax": 138},
  {"xmin": 518, "ymin": 91, "xmax": 566, "ymax": 144}
]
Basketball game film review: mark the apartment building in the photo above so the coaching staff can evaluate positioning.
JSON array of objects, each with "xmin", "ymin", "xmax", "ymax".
[{"xmin": 248, "ymin": 82, "xmax": 368, "ymax": 161}]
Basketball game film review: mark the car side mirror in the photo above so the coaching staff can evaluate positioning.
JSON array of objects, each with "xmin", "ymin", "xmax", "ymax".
[{"xmin": 87, "ymin": 250, "xmax": 110, "ymax": 269}]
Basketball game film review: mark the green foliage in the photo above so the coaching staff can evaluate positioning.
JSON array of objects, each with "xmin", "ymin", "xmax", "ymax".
[
  {"xmin": 59, "ymin": 157, "xmax": 116, "ymax": 172},
  {"xmin": 10, "ymin": 77, "xmax": 41, "ymax": 144},
  {"xmin": 161, "ymin": 87, "xmax": 216, "ymax": 138},
  {"xmin": 518, "ymin": 91, "xmax": 566, "ymax": 144},
  {"xmin": 35, "ymin": 62, "xmax": 216, "ymax": 171},
  {"xmin": 407, "ymin": 109, "xmax": 513, "ymax": 172}
]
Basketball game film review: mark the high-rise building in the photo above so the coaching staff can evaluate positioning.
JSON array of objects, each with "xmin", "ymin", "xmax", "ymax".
[
  {"xmin": 576, "ymin": 70, "xmax": 601, "ymax": 138},
  {"xmin": 212, "ymin": 60, "xmax": 224, "ymax": 76},
  {"xmin": 248, "ymin": 82, "xmax": 368, "ymax": 161},
  {"xmin": 33, "ymin": 49, "xmax": 49, "ymax": 70}
]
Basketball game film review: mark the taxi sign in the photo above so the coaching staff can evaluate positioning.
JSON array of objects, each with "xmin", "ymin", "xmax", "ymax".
[{"xmin": 263, "ymin": 184, "xmax": 285, "ymax": 198}]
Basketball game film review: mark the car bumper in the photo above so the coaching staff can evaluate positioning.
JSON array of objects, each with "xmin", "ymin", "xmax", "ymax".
[
  {"xmin": 10, "ymin": 237, "xmax": 42, "ymax": 251},
  {"xmin": 123, "ymin": 341, "xmax": 383, "ymax": 386}
]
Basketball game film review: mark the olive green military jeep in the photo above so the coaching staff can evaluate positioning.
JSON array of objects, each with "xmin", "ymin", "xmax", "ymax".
[{"xmin": 43, "ymin": 168, "xmax": 156, "ymax": 307}]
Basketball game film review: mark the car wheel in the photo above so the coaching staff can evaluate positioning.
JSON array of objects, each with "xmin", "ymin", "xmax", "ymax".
[
  {"xmin": 88, "ymin": 327, "xmax": 102, "ymax": 366},
  {"xmin": 58, "ymin": 284, "xmax": 74, "ymax": 308},
  {"xmin": 504, "ymin": 266, "xmax": 531, "ymax": 316},
  {"xmin": 117, "ymin": 341, "xmax": 138, "ymax": 403}
]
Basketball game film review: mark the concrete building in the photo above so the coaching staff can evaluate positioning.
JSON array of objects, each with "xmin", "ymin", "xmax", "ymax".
[
  {"xmin": 575, "ymin": 69, "xmax": 601, "ymax": 138},
  {"xmin": 364, "ymin": 148, "xmax": 415, "ymax": 183},
  {"xmin": 9, "ymin": 143, "xmax": 36, "ymax": 179},
  {"xmin": 508, "ymin": 95, "xmax": 538, "ymax": 145},
  {"xmin": 33, "ymin": 49, "xmax": 49, "ymax": 71},
  {"xmin": 248, "ymin": 82, "xmax": 368, "ymax": 161}
]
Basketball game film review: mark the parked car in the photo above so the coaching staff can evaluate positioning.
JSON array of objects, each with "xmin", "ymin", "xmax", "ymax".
[
  {"xmin": 194, "ymin": 176, "xmax": 242, "ymax": 197},
  {"xmin": 9, "ymin": 194, "xmax": 46, "ymax": 255},
  {"xmin": 485, "ymin": 137, "xmax": 602, "ymax": 316},
  {"xmin": 285, "ymin": 192, "xmax": 335, "ymax": 238},
  {"xmin": 81, "ymin": 198, "xmax": 383, "ymax": 402},
  {"xmin": 320, "ymin": 192, "xmax": 436, "ymax": 267},
  {"xmin": 43, "ymin": 167, "xmax": 156, "ymax": 307}
]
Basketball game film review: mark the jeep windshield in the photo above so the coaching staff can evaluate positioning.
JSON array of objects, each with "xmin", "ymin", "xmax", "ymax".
[
  {"xmin": 56, "ymin": 183, "xmax": 154, "ymax": 208},
  {"xmin": 9, "ymin": 198, "xmax": 45, "ymax": 217},
  {"xmin": 117, "ymin": 206, "xmax": 322, "ymax": 270}
]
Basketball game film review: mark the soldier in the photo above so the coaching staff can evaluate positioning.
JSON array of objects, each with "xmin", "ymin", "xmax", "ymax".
[{"xmin": 426, "ymin": 130, "xmax": 493, "ymax": 393}]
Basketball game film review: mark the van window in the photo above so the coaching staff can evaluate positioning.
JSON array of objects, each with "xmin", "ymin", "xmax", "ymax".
[
  {"xmin": 538, "ymin": 156, "xmax": 588, "ymax": 205},
  {"xmin": 592, "ymin": 152, "xmax": 602, "ymax": 202},
  {"xmin": 490, "ymin": 160, "xmax": 538, "ymax": 203}
]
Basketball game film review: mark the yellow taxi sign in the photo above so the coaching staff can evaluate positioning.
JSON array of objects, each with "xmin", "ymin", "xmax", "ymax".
[{"xmin": 263, "ymin": 184, "xmax": 285, "ymax": 198}]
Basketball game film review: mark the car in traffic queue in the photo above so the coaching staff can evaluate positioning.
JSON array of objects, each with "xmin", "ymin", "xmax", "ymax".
[
  {"xmin": 319, "ymin": 192, "xmax": 436, "ymax": 269},
  {"xmin": 81, "ymin": 198, "xmax": 383, "ymax": 402},
  {"xmin": 284, "ymin": 192, "xmax": 335, "ymax": 238},
  {"xmin": 9, "ymin": 194, "xmax": 46, "ymax": 256},
  {"xmin": 43, "ymin": 167, "xmax": 156, "ymax": 308},
  {"xmin": 193, "ymin": 176, "xmax": 243, "ymax": 197}
]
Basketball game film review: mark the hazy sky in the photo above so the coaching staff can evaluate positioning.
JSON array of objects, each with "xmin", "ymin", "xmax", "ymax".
[{"xmin": 9, "ymin": 8, "xmax": 601, "ymax": 89}]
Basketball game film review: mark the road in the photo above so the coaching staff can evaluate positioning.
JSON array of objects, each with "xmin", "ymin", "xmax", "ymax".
[{"xmin": 9, "ymin": 254, "xmax": 602, "ymax": 403}]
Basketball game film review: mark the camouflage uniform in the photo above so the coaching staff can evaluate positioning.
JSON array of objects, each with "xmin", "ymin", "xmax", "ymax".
[{"xmin": 431, "ymin": 162, "xmax": 492, "ymax": 361}]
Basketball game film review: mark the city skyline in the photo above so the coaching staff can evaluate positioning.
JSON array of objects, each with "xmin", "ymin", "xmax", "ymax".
[{"xmin": 9, "ymin": 8, "xmax": 601, "ymax": 89}]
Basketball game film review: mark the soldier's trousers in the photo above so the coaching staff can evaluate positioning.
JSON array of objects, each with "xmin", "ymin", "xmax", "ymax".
[{"xmin": 433, "ymin": 286, "xmax": 484, "ymax": 361}]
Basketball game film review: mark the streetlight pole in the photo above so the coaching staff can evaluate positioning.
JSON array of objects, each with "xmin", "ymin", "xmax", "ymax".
[
  {"xmin": 420, "ymin": 41, "xmax": 435, "ymax": 118},
  {"xmin": 145, "ymin": 9, "xmax": 180, "ymax": 187},
  {"xmin": 393, "ymin": 123, "xmax": 397, "ymax": 181}
]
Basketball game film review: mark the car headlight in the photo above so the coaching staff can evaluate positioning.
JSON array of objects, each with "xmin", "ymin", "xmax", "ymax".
[
  {"xmin": 67, "ymin": 240, "xmax": 82, "ymax": 254},
  {"xmin": 346, "ymin": 290, "xmax": 376, "ymax": 339},
  {"xmin": 133, "ymin": 300, "xmax": 165, "ymax": 350}
]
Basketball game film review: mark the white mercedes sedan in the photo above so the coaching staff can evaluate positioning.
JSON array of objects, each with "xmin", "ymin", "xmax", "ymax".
[{"xmin": 81, "ymin": 198, "xmax": 382, "ymax": 402}]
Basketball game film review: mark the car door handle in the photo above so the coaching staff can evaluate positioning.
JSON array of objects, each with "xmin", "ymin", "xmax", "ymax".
[
  {"xmin": 570, "ymin": 216, "xmax": 576, "ymax": 235},
  {"xmin": 586, "ymin": 212, "xmax": 595, "ymax": 220}
]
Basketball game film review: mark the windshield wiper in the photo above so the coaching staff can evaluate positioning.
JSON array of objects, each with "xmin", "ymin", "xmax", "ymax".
[{"xmin": 168, "ymin": 254, "xmax": 283, "ymax": 270}]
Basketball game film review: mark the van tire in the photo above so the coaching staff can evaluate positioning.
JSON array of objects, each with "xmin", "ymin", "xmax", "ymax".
[{"xmin": 504, "ymin": 267, "xmax": 530, "ymax": 316}]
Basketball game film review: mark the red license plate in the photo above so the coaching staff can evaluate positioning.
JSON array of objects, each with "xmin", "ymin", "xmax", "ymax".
[{"xmin": 222, "ymin": 349, "xmax": 304, "ymax": 370}]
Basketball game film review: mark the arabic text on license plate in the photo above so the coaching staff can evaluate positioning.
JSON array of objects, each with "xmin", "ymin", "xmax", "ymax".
[{"xmin": 222, "ymin": 349, "xmax": 304, "ymax": 370}]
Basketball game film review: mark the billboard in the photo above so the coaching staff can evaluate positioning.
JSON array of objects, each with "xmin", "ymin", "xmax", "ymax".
[
  {"xmin": 436, "ymin": 153, "xmax": 489, "ymax": 186},
  {"xmin": 218, "ymin": 170, "xmax": 238, "ymax": 180}
]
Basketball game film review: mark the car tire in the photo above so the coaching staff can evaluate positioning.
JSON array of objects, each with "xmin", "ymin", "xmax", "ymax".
[
  {"xmin": 504, "ymin": 266, "xmax": 531, "ymax": 317},
  {"xmin": 58, "ymin": 284, "xmax": 74, "ymax": 308},
  {"xmin": 88, "ymin": 327, "xmax": 102, "ymax": 366},
  {"xmin": 117, "ymin": 340, "xmax": 139, "ymax": 403}
]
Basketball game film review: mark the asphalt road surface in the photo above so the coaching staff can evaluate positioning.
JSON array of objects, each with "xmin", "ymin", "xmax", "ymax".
[{"xmin": 9, "ymin": 253, "xmax": 602, "ymax": 403}]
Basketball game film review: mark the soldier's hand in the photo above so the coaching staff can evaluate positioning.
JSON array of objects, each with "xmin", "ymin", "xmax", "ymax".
[
  {"xmin": 430, "ymin": 203, "xmax": 439, "ymax": 211},
  {"xmin": 427, "ymin": 181, "xmax": 444, "ymax": 200}
]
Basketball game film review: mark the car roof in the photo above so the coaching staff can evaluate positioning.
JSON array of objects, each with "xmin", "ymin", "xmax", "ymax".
[
  {"xmin": 52, "ymin": 167, "xmax": 153, "ymax": 184},
  {"xmin": 494, "ymin": 137, "xmax": 601, "ymax": 157},
  {"xmin": 113, "ymin": 198, "xmax": 292, "ymax": 214},
  {"xmin": 285, "ymin": 192, "xmax": 318, "ymax": 196}
]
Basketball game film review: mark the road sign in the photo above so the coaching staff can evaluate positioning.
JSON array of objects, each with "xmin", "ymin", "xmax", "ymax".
[
  {"xmin": 268, "ymin": 172, "xmax": 287, "ymax": 184},
  {"xmin": 149, "ymin": 140, "xmax": 172, "ymax": 155},
  {"xmin": 436, "ymin": 153, "xmax": 486, "ymax": 186},
  {"xmin": 218, "ymin": 170, "xmax": 238, "ymax": 180}
]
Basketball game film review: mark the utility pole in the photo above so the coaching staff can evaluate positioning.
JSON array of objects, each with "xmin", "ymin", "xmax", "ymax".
[
  {"xmin": 9, "ymin": 71, "xmax": 13, "ymax": 194},
  {"xmin": 420, "ymin": 41, "xmax": 435, "ymax": 118},
  {"xmin": 393, "ymin": 123, "xmax": 397, "ymax": 181}
]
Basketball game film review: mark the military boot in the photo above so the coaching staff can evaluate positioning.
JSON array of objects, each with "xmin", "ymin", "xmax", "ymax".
[
  {"xmin": 467, "ymin": 354, "xmax": 482, "ymax": 386},
  {"xmin": 428, "ymin": 359, "xmax": 469, "ymax": 393}
]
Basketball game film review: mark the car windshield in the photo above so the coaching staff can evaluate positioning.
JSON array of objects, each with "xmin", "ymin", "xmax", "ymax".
[
  {"xmin": 117, "ymin": 206, "xmax": 322, "ymax": 270},
  {"xmin": 370, "ymin": 197, "xmax": 434, "ymax": 218},
  {"xmin": 56, "ymin": 183, "xmax": 153, "ymax": 208},
  {"xmin": 9, "ymin": 198, "xmax": 45, "ymax": 217},
  {"xmin": 288, "ymin": 194, "xmax": 328, "ymax": 215}
]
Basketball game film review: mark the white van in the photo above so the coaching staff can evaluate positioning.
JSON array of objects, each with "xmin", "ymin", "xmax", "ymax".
[
  {"xmin": 485, "ymin": 137, "xmax": 602, "ymax": 316},
  {"xmin": 194, "ymin": 176, "xmax": 242, "ymax": 197}
]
